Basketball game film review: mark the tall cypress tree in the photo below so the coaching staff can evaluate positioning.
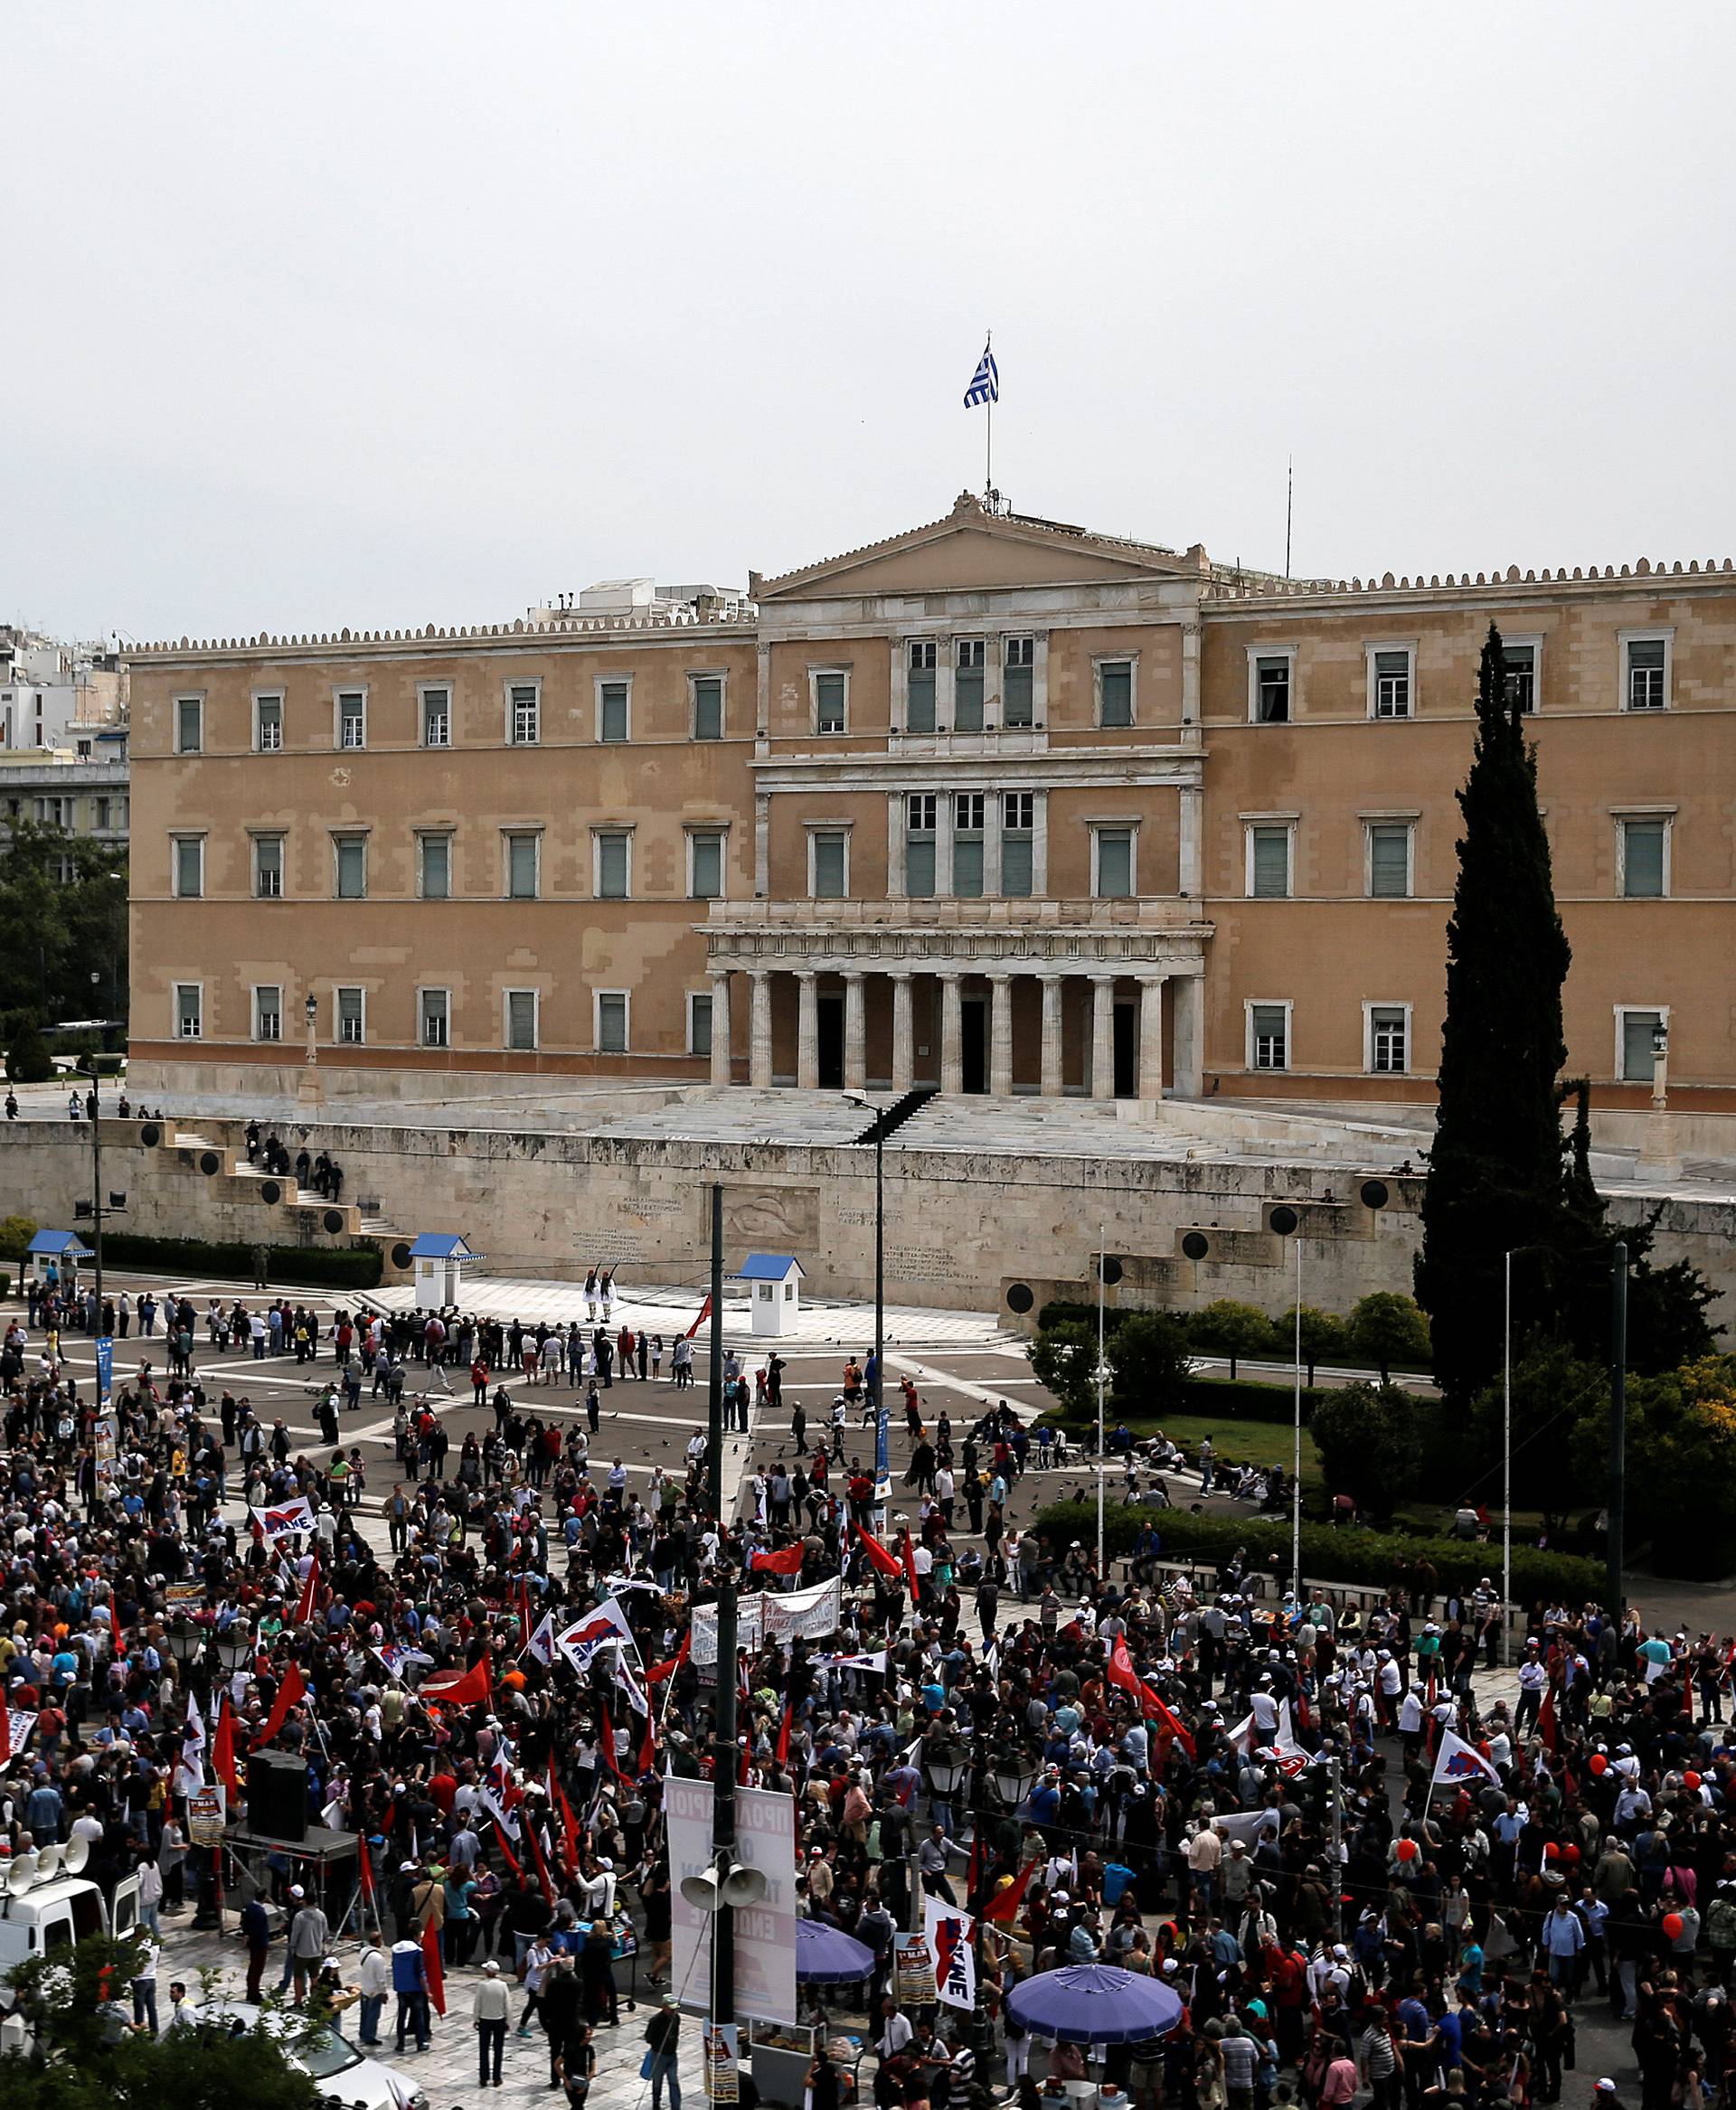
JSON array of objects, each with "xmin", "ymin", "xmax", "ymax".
[{"xmin": 1416, "ymin": 623, "xmax": 1571, "ymax": 1401}]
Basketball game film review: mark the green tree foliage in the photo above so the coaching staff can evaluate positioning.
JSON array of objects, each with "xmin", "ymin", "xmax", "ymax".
[
  {"xmin": 1029, "ymin": 1321, "xmax": 1097, "ymax": 1421},
  {"xmin": 1186, "ymin": 1299, "xmax": 1277, "ymax": 1380},
  {"xmin": 3, "ymin": 1934, "xmax": 317, "ymax": 2110},
  {"xmin": 1346, "ymin": 1291, "xmax": 1433, "ymax": 1382},
  {"xmin": 0, "ymin": 1214, "xmax": 38, "ymax": 1261},
  {"xmin": 1566, "ymin": 1355, "xmax": 1736, "ymax": 1580},
  {"xmin": 1416, "ymin": 625, "xmax": 1571, "ymax": 1401},
  {"xmin": 0, "ymin": 821, "xmax": 128, "ymax": 1031},
  {"xmin": 1467, "ymin": 1339, "xmax": 1606, "ymax": 1512},
  {"xmin": 1278, "ymin": 1304, "xmax": 1352, "ymax": 1386},
  {"xmin": 1307, "ymin": 1380, "xmax": 1421, "ymax": 1516},
  {"xmin": 5, "ymin": 1016, "xmax": 52, "ymax": 1083},
  {"xmin": 1107, "ymin": 1312, "xmax": 1195, "ymax": 1414}
]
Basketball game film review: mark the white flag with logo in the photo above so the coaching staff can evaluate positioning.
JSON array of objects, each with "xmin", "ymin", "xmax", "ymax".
[
  {"xmin": 922, "ymin": 1892, "xmax": 976, "ymax": 2011},
  {"xmin": 1432, "ymin": 1727, "xmax": 1501, "ymax": 1792}
]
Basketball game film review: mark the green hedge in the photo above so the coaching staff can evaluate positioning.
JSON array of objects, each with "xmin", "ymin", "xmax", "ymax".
[
  {"xmin": 99, "ymin": 1233, "xmax": 382, "ymax": 1289},
  {"xmin": 1043, "ymin": 1373, "xmax": 1349, "ymax": 1427},
  {"xmin": 1034, "ymin": 1302, "xmax": 1431, "ymax": 1383},
  {"xmin": 1031, "ymin": 1498, "xmax": 1603, "ymax": 1605}
]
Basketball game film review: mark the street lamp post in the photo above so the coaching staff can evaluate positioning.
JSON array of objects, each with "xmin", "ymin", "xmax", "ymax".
[
  {"xmin": 1269, "ymin": 1207, "xmax": 1304, "ymax": 1594},
  {"xmin": 1638, "ymin": 1018, "xmax": 1682, "ymax": 1179},
  {"xmin": 844, "ymin": 1092, "xmax": 888, "ymax": 1524},
  {"xmin": 298, "ymin": 991, "xmax": 320, "ymax": 1106}
]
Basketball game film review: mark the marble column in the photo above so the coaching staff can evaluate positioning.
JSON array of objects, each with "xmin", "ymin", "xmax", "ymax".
[
  {"xmin": 709, "ymin": 971, "xmax": 732, "ymax": 1088},
  {"xmin": 1040, "ymin": 976, "xmax": 1064, "ymax": 1097},
  {"xmin": 940, "ymin": 974, "xmax": 964, "ymax": 1095},
  {"xmin": 1170, "ymin": 973, "xmax": 1203, "ymax": 1097},
  {"xmin": 988, "ymin": 974, "xmax": 1014, "ymax": 1097},
  {"xmin": 844, "ymin": 972, "xmax": 867, "ymax": 1090},
  {"xmin": 796, "ymin": 972, "xmax": 819, "ymax": 1090},
  {"xmin": 749, "ymin": 971, "xmax": 773, "ymax": 1088},
  {"xmin": 1139, "ymin": 977, "xmax": 1165, "ymax": 1102},
  {"xmin": 1090, "ymin": 975, "xmax": 1116, "ymax": 1100},
  {"xmin": 891, "ymin": 974, "xmax": 914, "ymax": 1092}
]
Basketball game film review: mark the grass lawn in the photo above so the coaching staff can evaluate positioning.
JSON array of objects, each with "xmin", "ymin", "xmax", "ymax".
[{"xmin": 1089, "ymin": 1410, "xmax": 1327, "ymax": 1492}]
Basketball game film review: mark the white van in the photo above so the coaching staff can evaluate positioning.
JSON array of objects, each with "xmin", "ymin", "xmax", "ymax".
[{"xmin": 0, "ymin": 1842, "xmax": 139, "ymax": 2052}]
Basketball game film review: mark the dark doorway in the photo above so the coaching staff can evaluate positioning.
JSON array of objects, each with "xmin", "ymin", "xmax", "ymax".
[
  {"xmin": 1113, "ymin": 1003, "xmax": 1137, "ymax": 1098},
  {"xmin": 817, "ymin": 995, "xmax": 844, "ymax": 1089},
  {"xmin": 961, "ymin": 998, "xmax": 988, "ymax": 1093}
]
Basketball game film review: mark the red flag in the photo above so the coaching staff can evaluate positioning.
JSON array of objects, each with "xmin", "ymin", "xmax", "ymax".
[
  {"xmin": 109, "ymin": 1595, "xmax": 127, "ymax": 1660},
  {"xmin": 776, "ymin": 1700, "xmax": 793, "ymax": 1766},
  {"xmin": 638, "ymin": 1707, "xmax": 657, "ymax": 1779},
  {"xmin": 525, "ymin": 1813, "xmax": 555, "ymax": 1902},
  {"xmin": 294, "ymin": 1552, "xmax": 320, "ymax": 1629},
  {"xmin": 646, "ymin": 1634, "xmax": 691, "ymax": 1685},
  {"xmin": 259, "ymin": 1662, "xmax": 307, "ymax": 1748},
  {"xmin": 983, "ymin": 1857, "xmax": 1038, "ymax": 1925},
  {"xmin": 517, "ymin": 1581, "xmax": 533, "ymax": 1651},
  {"xmin": 598, "ymin": 1698, "xmax": 631, "ymax": 1786},
  {"xmin": 212, "ymin": 1694, "xmax": 240, "ymax": 1796},
  {"xmin": 358, "ymin": 1838, "xmax": 376, "ymax": 1904},
  {"xmin": 683, "ymin": 1296, "xmax": 712, "ymax": 1342},
  {"xmin": 491, "ymin": 1822, "xmax": 527, "ymax": 1885},
  {"xmin": 750, "ymin": 1542, "xmax": 806, "ymax": 1577},
  {"xmin": 420, "ymin": 1655, "xmax": 492, "ymax": 1709},
  {"xmin": 853, "ymin": 1523, "xmax": 904, "ymax": 1580},
  {"xmin": 1107, "ymin": 1637, "xmax": 1196, "ymax": 1760},
  {"xmin": 0, "ymin": 1706, "xmax": 9, "ymax": 1764},
  {"xmin": 900, "ymin": 1529, "xmax": 920, "ymax": 1597},
  {"xmin": 1538, "ymin": 1684, "xmax": 1560, "ymax": 1755},
  {"xmin": 548, "ymin": 1763, "xmax": 581, "ymax": 1876},
  {"xmin": 420, "ymin": 1918, "xmax": 446, "ymax": 2018}
]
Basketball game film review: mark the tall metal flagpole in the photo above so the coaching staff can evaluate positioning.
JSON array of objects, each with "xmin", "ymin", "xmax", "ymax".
[
  {"xmin": 1285, "ymin": 456, "xmax": 1293, "ymax": 579},
  {"xmin": 985, "ymin": 331, "xmax": 994, "ymax": 499},
  {"xmin": 1096, "ymin": 1224, "xmax": 1107, "ymax": 1576},
  {"xmin": 1291, "ymin": 1237, "xmax": 1303, "ymax": 1589},
  {"xmin": 1503, "ymin": 1249, "xmax": 1513, "ymax": 1668}
]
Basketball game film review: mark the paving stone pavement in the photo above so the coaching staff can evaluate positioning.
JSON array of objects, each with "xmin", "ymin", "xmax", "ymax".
[{"xmin": 155, "ymin": 1916, "xmax": 707, "ymax": 2110}]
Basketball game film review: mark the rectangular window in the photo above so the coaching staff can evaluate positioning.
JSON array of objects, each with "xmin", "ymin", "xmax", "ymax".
[
  {"xmin": 34, "ymin": 797, "xmax": 71, "ymax": 827},
  {"xmin": 253, "ymin": 834, "xmax": 284, "ymax": 900},
  {"xmin": 814, "ymin": 671, "xmax": 847, "ymax": 735},
  {"xmin": 336, "ymin": 691, "xmax": 367, "ymax": 749},
  {"xmin": 1368, "ymin": 823, "xmax": 1413, "ymax": 899},
  {"xmin": 420, "ymin": 988, "xmax": 449, "ymax": 1048},
  {"xmin": 692, "ymin": 675, "xmax": 723, "ymax": 741},
  {"xmin": 596, "ymin": 831, "xmax": 630, "ymax": 900},
  {"xmin": 905, "ymin": 793, "xmax": 936, "ymax": 898},
  {"xmin": 94, "ymin": 798, "xmax": 110, "ymax": 831},
  {"xmin": 1249, "ymin": 824, "xmax": 1292, "ymax": 900},
  {"xmin": 1504, "ymin": 645, "xmax": 1536, "ymax": 714},
  {"xmin": 1002, "ymin": 790, "xmax": 1034, "ymax": 897},
  {"xmin": 1373, "ymin": 649, "xmax": 1411, "ymax": 719},
  {"xmin": 689, "ymin": 830, "xmax": 725, "ymax": 900},
  {"xmin": 419, "ymin": 833, "xmax": 451, "ymax": 900},
  {"xmin": 689, "ymin": 992, "xmax": 713, "ymax": 1057},
  {"xmin": 1626, "ymin": 636, "xmax": 1667, "ymax": 711},
  {"xmin": 1255, "ymin": 656, "xmax": 1291, "ymax": 723},
  {"xmin": 175, "ymin": 984, "xmax": 202, "ymax": 1039},
  {"xmin": 953, "ymin": 791, "xmax": 985, "ymax": 897},
  {"xmin": 335, "ymin": 986, "xmax": 365, "ymax": 1045},
  {"xmin": 421, "ymin": 687, "xmax": 451, "ymax": 746},
  {"xmin": 1369, "ymin": 1004, "xmax": 1408, "ymax": 1074},
  {"xmin": 334, "ymin": 834, "xmax": 367, "ymax": 900},
  {"xmin": 509, "ymin": 683, "xmax": 540, "ymax": 745},
  {"xmin": 1250, "ymin": 1003, "xmax": 1288, "ymax": 1071},
  {"xmin": 906, "ymin": 641, "xmax": 937, "ymax": 733},
  {"xmin": 955, "ymin": 639, "xmax": 986, "ymax": 731},
  {"xmin": 812, "ymin": 830, "xmax": 848, "ymax": 900},
  {"xmin": 1098, "ymin": 660, "xmax": 1134, "ymax": 728},
  {"xmin": 505, "ymin": 990, "xmax": 538, "ymax": 1051},
  {"xmin": 505, "ymin": 832, "xmax": 540, "ymax": 900},
  {"xmin": 173, "ymin": 836, "xmax": 203, "ymax": 899},
  {"xmin": 255, "ymin": 692, "xmax": 284, "ymax": 750},
  {"xmin": 175, "ymin": 696, "xmax": 203, "ymax": 754},
  {"xmin": 598, "ymin": 680, "xmax": 629, "ymax": 743},
  {"xmin": 1096, "ymin": 826, "xmax": 1134, "ymax": 900},
  {"xmin": 1620, "ymin": 1009, "xmax": 1665, "ymax": 1083},
  {"xmin": 1004, "ymin": 636, "xmax": 1035, "ymax": 727},
  {"xmin": 1620, "ymin": 818, "xmax": 1667, "ymax": 899},
  {"xmin": 597, "ymin": 991, "xmax": 628, "ymax": 1054},
  {"xmin": 254, "ymin": 985, "xmax": 282, "ymax": 1042}
]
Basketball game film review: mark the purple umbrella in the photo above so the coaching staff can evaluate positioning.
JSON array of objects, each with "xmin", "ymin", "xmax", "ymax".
[
  {"xmin": 797, "ymin": 1918, "xmax": 876, "ymax": 1985},
  {"xmin": 1005, "ymin": 1964, "xmax": 1184, "ymax": 2045}
]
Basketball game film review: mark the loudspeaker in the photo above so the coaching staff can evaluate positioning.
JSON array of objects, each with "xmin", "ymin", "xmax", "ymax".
[{"xmin": 247, "ymin": 1749, "xmax": 308, "ymax": 1842}]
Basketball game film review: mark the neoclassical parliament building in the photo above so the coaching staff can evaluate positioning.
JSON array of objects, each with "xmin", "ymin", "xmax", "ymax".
[{"xmin": 126, "ymin": 494, "xmax": 1736, "ymax": 1115}]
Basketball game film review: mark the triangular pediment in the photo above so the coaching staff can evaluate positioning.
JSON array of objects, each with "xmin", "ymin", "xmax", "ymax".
[{"xmin": 752, "ymin": 494, "xmax": 1203, "ymax": 602}]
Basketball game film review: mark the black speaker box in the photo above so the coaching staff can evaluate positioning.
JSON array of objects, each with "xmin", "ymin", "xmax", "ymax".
[{"xmin": 247, "ymin": 1748, "xmax": 308, "ymax": 1841}]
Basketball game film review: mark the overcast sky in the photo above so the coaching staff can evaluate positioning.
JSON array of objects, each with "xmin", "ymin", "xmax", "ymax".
[{"xmin": 10, "ymin": 5, "xmax": 1734, "ymax": 640}]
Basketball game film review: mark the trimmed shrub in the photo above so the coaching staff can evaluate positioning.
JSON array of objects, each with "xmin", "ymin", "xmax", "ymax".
[
  {"xmin": 99, "ymin": 1233, "xmax": 382, "ymax": 1289},
  {"xmin": 5, "ymin": 1019, "xmax": 52, "ymax": 1085},
  {"xmin": 0, "ymin": 1272, "xmax": 9, "ymax": 1301},
  {"xmin": 1030, "ymin": 1498, "xmax": 1603, "ymax": 1604},
  {"xmin": 0, "ymin": 1215, "xmax": 38, "ymax": 1263}
]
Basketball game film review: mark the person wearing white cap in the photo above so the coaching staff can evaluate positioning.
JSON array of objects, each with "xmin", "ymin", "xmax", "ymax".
[
  {"xmin": 285, "ymin": 1883, "xmax": 331, "ymax": 2006},
  {"xmin": 473, "ymin": 1959, "xmax": 512, "ymax": 2087}
]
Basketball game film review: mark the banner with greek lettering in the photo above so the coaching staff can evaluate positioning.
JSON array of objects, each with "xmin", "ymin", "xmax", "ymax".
[
  {"xmin": 922, "ymin": 1893, "xmax": 976, "ymax": 2011},
  {"xmin": 96, "ymin": 1335, "xmax": 113, "ymax": 1404},
  {"xmin": 762, "ymin": 1574, "xmax": 842, "ymax": 1648},
  {"xmin": 665, "ymin": 1776, "xmax": 798, "ymax": 2026}
]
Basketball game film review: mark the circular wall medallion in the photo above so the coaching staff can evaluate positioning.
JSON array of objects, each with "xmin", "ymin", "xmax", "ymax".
[
  {"xmin": 260, "ymin": 1181, "xmax": 281, "ymax": 1205},
  {"xmin": 199, "ymin": 1150, "xmax": 221, "ymax": 1176},
  {"xmin": 1360, "ymin": 1179, "xmax": 1391, "ymax": 1210},
  {"xmin": 322, "ymin": 1210, "xmax": 344, "ymax": 1235},
  {"xmin": 1005, "ymin": 1282, "xmax": 1034, "ymax": 1314},
  {"xmin": 1182, "ymin": 1232, "xmax": 1210, "ymax": 1261},
  {"xmin": 1269, "ymin": 1205, "xmax": 1299, "ymax": 1236},
  {"xmin": 391, "ymin": 1242, "xmax": 413, "ymax": 1270},
  {"xmin": 139, "ymin": 1122, "xmax": 161, "ymax": 1147}
]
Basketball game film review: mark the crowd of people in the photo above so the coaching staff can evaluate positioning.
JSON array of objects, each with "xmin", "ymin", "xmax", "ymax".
[{"xmin": 0, "ymin": 1280, "xmax": 1732, "ymax": 2110}]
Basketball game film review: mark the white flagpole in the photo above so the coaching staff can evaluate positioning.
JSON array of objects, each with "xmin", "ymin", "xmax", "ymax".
[{"xmin": 985, "ymin": 331, "xmax": 994, "ymax": 500}]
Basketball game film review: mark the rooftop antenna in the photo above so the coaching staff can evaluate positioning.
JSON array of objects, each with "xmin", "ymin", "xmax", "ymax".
[{"xmin": 1285, "ymin": 455, "xmax": 1294, "ymax": 579}]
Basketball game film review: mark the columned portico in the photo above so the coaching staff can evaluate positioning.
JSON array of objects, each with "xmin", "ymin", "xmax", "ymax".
[{"xmin": 703, "ymin": 900, "xmax": 1212, "ymax": 1104}]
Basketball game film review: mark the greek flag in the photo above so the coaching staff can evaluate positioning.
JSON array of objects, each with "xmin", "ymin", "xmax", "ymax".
[{"xmin": 963, "ymin": 343, "xmax": 998, "ymax": 407}]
